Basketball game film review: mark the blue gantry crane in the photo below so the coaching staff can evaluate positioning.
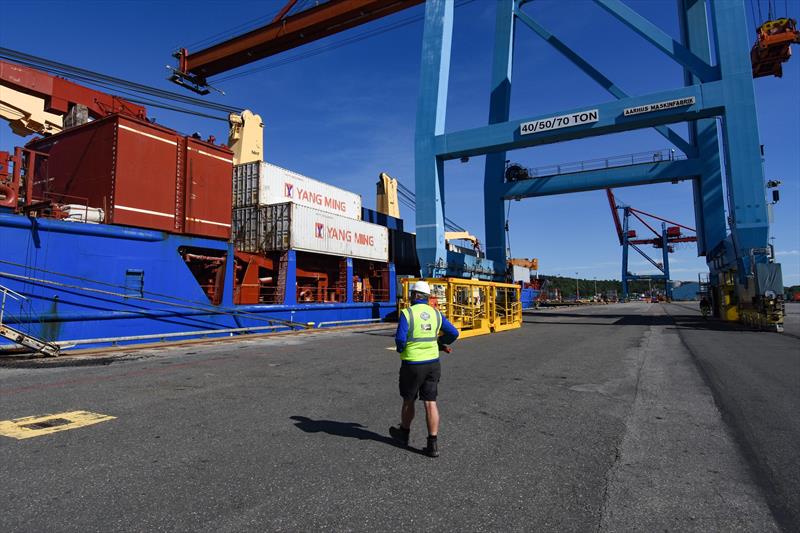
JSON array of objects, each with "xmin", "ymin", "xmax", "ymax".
[{"xmin": 413, "ymin": 0, "xmax": 789, "ymax": 330}]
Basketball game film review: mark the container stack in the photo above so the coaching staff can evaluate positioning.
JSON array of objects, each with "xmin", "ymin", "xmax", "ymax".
[{"xmin": 232, "ymin": 162, "xmax": 388, "ymax": 262}]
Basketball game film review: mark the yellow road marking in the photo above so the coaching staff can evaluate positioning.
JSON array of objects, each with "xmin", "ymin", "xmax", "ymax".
[{"xmin": 0, "ymin": 411, "xmax": 116, "ymax": 440}]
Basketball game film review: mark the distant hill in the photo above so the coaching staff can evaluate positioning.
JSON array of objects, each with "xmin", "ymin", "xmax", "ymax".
[{"xmin": 537, "ymin": 275, "xmax": 686, "ymax": 299}]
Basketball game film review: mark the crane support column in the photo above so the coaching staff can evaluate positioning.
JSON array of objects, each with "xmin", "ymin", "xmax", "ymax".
[
  {"xmin": 661, "ymin": 223, "xmax": 672, "ymax": 301},
  {"xmin": 483, "ymin": 0, "xmax": 515, "ymax": 270},
  {"xmin": 678, "ymin": 0, "xmax": 727, "ymax": 257},
  {"xmin": 710, "ymin": 2, "xmax": 770, "ymax": 258},
  {"xmin": 414, "ymin": 0, "xmax": 452, "ymax": 277},
  {"xmin": 621, "ymin": 208, "xmax": 631, "ymax": 300}
]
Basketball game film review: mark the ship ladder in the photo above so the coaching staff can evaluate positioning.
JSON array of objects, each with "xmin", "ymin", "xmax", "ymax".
[{"xmin": 0, "ymin": 285, "xmax": 60, "ymax": 357}]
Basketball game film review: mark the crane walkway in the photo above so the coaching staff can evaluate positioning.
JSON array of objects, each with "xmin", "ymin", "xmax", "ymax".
[{"xmin": 509, "ymin": 148, "xmax": 688, "ymax": 181}]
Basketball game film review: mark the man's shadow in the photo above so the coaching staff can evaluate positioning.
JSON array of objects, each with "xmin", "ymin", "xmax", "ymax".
[{"xmin": 290, "ymin": 416, "xmax": 423, "ymax": 454}]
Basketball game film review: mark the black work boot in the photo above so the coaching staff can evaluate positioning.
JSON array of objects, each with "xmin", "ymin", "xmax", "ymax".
[
  {"xmin": 423, "ymin": 436, "xmax": 439, "ymax": 458},
  {"xmin": 389, "ymin": 426, "xmax": 410, "ymax": 446}
]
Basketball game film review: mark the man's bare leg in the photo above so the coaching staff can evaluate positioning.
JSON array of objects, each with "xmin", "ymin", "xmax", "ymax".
[
  {"xmin": 401, "ymin": 399, "xmax": 415, "ymax": 429},
  {"xmin": 424, "ymin": 400, "xmax": 439, "ymax": 436}
]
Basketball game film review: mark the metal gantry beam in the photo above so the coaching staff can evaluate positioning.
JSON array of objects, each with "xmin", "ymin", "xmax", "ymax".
[
  {"xmin": 678, "ymin": 0, "xmax": 727, "ymax": 257},
  {"xmin": 502, "ymin": 158, "xmax": 701, "ymax": 199},
  {"xmin": 593, "ymin": 0, "xmax": 719, "ymax": 82},
  {"xmin": 482, "ymin": 0, "xmax": 516, "ymax": 267},
  {"xmin": 414, "ymin": 0, "xmax": 453, "ymax": 278},
  {"xmin": 435, "ymin": 82, "xmax": 724, "ymax": 161},
  {"xmin": 513, "ymin": 7, "xmax": 695, "ymax": 157}
]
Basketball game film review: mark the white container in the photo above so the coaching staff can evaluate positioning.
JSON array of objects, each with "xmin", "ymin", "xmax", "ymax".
[
  {"xmin": 233, "ymin": 161, "xmax": 362, "ymax": 220},
  {"xmin": 233, "ymin": 202, "xmax": 388, "ymax": 262},
  {"xmin": 511, "ymin": 265, "xmax": 531, "ymax": 283}
]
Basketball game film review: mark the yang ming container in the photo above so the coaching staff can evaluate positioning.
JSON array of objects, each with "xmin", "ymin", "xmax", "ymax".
[
  {"xmin": 233, "ymin": 161, "xmax": 361, "ymax": 220},
  {"xmin": 233, "ymin": 202, "xmax": 387, "ymax": 262}
]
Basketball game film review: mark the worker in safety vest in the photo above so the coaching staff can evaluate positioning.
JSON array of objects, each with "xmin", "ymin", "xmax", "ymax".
[{"xmin": 390, "ymin": 280, "xmax": 459, "ymax": 457}]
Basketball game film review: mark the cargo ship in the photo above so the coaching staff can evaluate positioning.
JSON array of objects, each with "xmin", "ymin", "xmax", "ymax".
[{"xmin": 0, "ymin": 61, "xmax": 423, "ymax": 352}]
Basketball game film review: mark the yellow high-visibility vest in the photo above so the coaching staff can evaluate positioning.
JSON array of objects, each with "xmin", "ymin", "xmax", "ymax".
[{"xmin": 400, "ymin": 303, "xmax": 441, "ymax": 362}]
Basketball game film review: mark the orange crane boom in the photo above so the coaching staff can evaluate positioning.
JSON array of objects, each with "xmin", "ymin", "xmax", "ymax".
[
  {"xmin": 172, "ymin": 0, "xmax": 424, "ymax": 93},
  {"xmin": 0, "ymin": 59, "xmax": 145, "ymax": 136}
]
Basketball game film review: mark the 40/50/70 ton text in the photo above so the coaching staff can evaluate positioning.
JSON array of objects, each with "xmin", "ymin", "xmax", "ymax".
[{"xmin": 520, "ymin": 109, "xmax": 599, "ymax": 135}]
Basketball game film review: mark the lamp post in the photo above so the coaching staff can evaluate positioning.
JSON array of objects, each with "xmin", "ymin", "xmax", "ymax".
[
  {"xmin": 575, "ymin": 272, "xmax": 580, "ymax": 301},
  {"xmin": 594, "ymin": 277, "xmax": 598, "ymax": 298}
]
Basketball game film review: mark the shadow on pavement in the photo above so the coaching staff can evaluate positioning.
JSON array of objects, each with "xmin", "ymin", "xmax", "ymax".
[
  {"xmin": 523, "ymin": 312, "xmax": 673, "ymax": 327},
  {"xmin": 353, "ymin": 329, "xmax": 396, "ymax": 337},
  {"xmin": 289, "ymin": 416, "xmax": 423, "ymax": 454},
  {"xmin": 524, "ymin": 309, "xmax": 758, "ymax": 332}
]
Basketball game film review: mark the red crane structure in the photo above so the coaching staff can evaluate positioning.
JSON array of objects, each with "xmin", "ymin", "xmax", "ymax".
[
  {"xmin": 170, "ymin": 0, "xmax": 424, "ymax": 94},
  {"xmin": 606, "ymin": 189, "xmax": 697, "ymax": 300},
  {"xmin": 0, "ymin": 60, "xmax": 146, "ymax": 209}
]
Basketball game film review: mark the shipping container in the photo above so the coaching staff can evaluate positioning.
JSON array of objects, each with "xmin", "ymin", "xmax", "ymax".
[
  {"xmin": 512, "ymin": 265, "xmax": 531, "ymax": 283},
  {"xmin": 233, "ymin": 202, "xmax": 387, "ymax": 262},
  {"xmin": 233, "ymin": 161, "xmax": 361, "ymax": 220},
  {"xmin": 28, "ymin": 114, "xmax": 233, "ymax": 239}
]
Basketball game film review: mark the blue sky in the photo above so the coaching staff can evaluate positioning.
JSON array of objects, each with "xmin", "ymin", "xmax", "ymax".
[{"xmin": 1, "ymin": 0, "xmax": 798, "ymax": 284}]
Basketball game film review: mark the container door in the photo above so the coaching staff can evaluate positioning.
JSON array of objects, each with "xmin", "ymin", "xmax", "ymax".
[
  {"xmin": 184, "ymin": 139, "xmax": 233, "ymax": 239},
  {"xmin": 27, "ymin": 118, "xmax": 116, "ymax": 210},
  {"xmin": 113, "ymin": 117, "xmax": 179, "ymax": 232}
]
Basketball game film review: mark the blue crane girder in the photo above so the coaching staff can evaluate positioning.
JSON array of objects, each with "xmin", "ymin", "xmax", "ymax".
[{"xmin": 501, "ymin": 158, "xmax": 702, "ymax": 199}]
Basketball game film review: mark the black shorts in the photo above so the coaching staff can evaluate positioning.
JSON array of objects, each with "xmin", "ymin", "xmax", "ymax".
[{"xmin": 399, "ymin": 360, "xmax": 441, "ymax": 401}]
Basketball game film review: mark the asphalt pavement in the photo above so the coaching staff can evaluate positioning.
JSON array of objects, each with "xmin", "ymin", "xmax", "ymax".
[
  {"xmin": 665, "ymin": 301, "xmax": 800, "ymax": 532},
  {"xmin": 0, "ymin": 302, "xmax": 795, "ymax": 532}
]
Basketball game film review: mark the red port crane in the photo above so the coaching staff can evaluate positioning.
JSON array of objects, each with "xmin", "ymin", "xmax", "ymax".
[{"xmin": 606, "ymin": 189, "xmax": 697, "ymax": 300}]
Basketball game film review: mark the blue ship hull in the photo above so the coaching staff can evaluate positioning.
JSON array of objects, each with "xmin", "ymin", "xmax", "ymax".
[
  {"xmin": 521, "ymin": 288, "xmax": 540, "ymax": 309},
  {"xmin": 0, "ymin": 211, "xmax": 396, "ymax": 351}
]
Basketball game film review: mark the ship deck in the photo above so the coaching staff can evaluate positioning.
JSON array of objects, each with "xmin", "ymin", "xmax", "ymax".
[{"xmin": 1, "ymin": 302, "xmax": 798, "ymax": 532}]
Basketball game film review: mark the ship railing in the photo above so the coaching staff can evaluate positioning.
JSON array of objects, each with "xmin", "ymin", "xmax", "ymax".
[
  {"xmin": 352, "ymin": 288, "xmax": 391, "ymax": 303},
  {"xmin": 315, "ymin": 318, "xmax": 384, "ymax": 328},
  {"xmin": 0, "ymin": 283, "xmax": 27, "ymax": 326},
  {"xmin": 49, "ymin": 324, "xmax": 287, "ymax": 350},
  {"xmin": 22, "ymin": 191, "xmax": 93, "ymax": 220},
  {"xmin": 519, "ymin": 148, "xmax": 686, "ymax": 180},
  {"xmin": 296, "ymin": 285, "xmax": 347, "ymax": 303}
]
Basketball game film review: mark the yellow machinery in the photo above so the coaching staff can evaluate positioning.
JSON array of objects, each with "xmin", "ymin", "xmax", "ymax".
[
  {"xmin": 399, "ymin": 278, "xmax": 522, "ymax": 338},
  {"xmin": 508, "ymin": 257, "xmax": 538, "ymax": 270},
  {"xmin": 376, "ymin": 172, "xmax": 400, "ymax": 218},
  {"xmin": 228, "ymin": 109, "xmax": 264, "ymax": 165},
  {"xmin": 444, "ymin": 231, "xmax": 482, "ymax": 256}
]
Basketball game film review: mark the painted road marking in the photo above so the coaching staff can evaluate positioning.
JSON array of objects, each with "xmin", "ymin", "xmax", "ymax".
[{"xmin": 0, "ymin": 411, "xmax": 116, "ymax": 440}]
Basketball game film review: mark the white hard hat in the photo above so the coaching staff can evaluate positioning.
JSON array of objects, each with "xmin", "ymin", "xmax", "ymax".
[{"xmin": 410, "ymin": 280, "xmax": 431, "ymax": 295}]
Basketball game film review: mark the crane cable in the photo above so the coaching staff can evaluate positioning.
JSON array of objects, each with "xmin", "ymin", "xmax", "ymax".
[
  {"xmin": 0, "ymin": 47, "xmax": 242, "ymax": 116},
  {"xmin": 396, "ymin": 180, "xmax": 466, "ymax": 232},
  {"xmin": 505, "ymin": 200, "xmax": 513, "ymax": 258}
]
